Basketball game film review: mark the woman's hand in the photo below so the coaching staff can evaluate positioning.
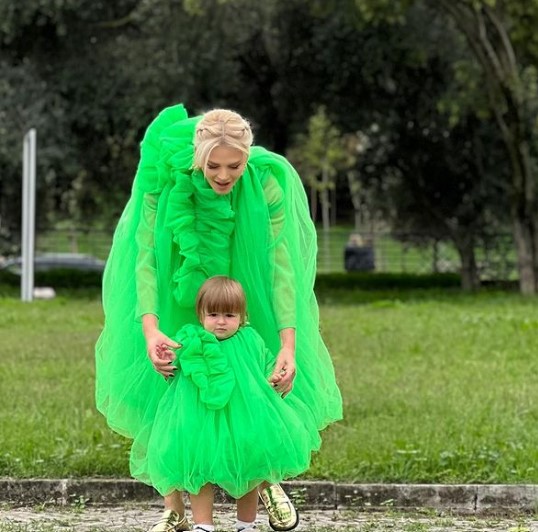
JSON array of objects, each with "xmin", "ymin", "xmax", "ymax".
[
  {"xmin": 146, "ymin": 330, "xmax": 181, "ymax": 378},
  {"xmin": 269, "ymin": 327, "xmax": 297, "ymax": 398},
  {"xmin": 143, "ymin": 314, "xmax": 181, "ymax": 378}
]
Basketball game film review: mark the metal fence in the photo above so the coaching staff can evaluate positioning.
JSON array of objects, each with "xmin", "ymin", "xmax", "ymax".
[
  {"xmin": 31, "ymin": 227, "xmax": 518, "ymax": 279},
  {"xmin": 316, "ymin": 229, "xmax": 517, "ymax": 279}
]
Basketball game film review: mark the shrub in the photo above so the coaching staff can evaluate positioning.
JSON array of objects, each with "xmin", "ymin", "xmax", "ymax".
[{"xmin": 315, "ymin": 272, "xmax": 461, "ymax": 291}]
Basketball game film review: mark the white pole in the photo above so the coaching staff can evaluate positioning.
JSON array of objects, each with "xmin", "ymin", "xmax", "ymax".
[{"xmin": 21, "ymin": 129, "xmax": 36, "ymax": 302}]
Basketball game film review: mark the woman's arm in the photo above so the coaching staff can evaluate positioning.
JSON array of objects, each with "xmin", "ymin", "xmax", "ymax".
[
  {"xmin": 142, "ymin": 313, "xmax": 180, "ymax": 378},
  {"xmin": 269, "ymin": 327, "xmax": 297, "ymax": 398},
  {"xmin": 263, "ymin": 177, "xmax": 299, "ymax": 397},
  {"xmin": 136, "ymin": 195, "xmax": 180, "ymax": 377},
  {"xmin": 263, "ymin": 177, "xmax": 296, "ymax": 329}
]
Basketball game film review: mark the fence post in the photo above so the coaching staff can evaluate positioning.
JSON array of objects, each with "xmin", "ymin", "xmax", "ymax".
[{"xmin": 21, "ymin": 129, "xmax": 37, "ymax": 302}]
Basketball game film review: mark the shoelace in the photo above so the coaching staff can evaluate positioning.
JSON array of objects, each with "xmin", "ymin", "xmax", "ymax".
[{"xmin": 267, "ymin": 494, "xmax": 291, "ymax": 517}]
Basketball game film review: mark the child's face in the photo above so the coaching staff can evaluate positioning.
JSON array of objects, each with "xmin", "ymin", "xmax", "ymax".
[{"xmin": 202, "ymin": 311, "xmax": 241, "ymax": 340}]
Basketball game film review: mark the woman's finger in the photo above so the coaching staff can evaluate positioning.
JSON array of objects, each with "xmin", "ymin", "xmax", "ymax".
[
  {"xmin": 153, "ymin": 361, "xmax": 175, "ymax": 377},
  {"xmin": 161, "ymin": 339, "xmax": 181, "ymax": 349}
]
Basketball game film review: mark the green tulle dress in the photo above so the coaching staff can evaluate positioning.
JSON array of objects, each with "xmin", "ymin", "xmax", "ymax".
[
  {"xmin": 130, "ymin": 323, "xmax": 321, "ymax": 498},
  {"xmin": 95, "ymin": 103, "xmax": 343, "ymax": 497}
]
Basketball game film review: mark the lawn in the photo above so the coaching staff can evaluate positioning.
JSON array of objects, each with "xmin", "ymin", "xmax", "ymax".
[{"xmin": 1, "ymin": 287, "xmax": 538, "ymax": 483}]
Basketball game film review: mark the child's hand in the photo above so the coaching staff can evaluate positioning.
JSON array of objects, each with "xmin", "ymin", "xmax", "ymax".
[
  {"xmin": 146, "ymin": 330, "xmax": 181, "ymax": 378},
  {"xmin": 269, "ymin": 346, "xmax": 296, "ymax": 398}
]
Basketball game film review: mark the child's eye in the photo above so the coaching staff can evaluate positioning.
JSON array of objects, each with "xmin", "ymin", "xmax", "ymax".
[
  {"xmin": 225, "ymin": 313, "xmax": 237, "ymax": 318},
  {"xmin": 207, "ymin": 313, "xmax": 218, "ymax": 317}
]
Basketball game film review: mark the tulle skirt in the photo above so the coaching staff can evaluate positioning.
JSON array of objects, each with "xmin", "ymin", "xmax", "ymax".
[
  {"xmin": 129, "ymin": 326, "xmax": 321, "ymax": 498},
  {"xmin": 95, "ymin": 104, "xmax": 343, "ymax": 497}
]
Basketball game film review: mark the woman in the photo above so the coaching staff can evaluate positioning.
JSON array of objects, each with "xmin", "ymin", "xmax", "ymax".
[{"xmin": 95, "ymin": 104, "xmax": 342, "ymax": 532}]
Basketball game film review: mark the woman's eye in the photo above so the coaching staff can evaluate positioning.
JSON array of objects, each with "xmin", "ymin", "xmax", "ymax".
[{"xmin": 230, "ymin": 165, "xmax": 240, "ymax": 170}]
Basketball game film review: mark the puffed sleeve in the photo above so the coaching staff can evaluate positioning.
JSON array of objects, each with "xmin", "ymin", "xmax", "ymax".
[
  {"xmin": 135, "ymin": 193, "xmax": 159, "ymax": 318},
  {"xmin": 132, "ymin": 104, "xmax": 189, "ymax": 318},
  {"xmin": 264, "ymin": 176, "xmax": 296, "ymax": 330}
]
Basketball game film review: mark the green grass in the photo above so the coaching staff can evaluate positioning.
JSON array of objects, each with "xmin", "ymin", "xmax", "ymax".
[
  {"xmin": 1, "ymin": 288, "xmax": 538, "ymax": 482},
  {"xmin": 312, "ymin": 289, "xmax": 538, "ymax": 483},
  {"xmin": 0, "ymin": 294, "xmax": 130, "ymax": 477}
]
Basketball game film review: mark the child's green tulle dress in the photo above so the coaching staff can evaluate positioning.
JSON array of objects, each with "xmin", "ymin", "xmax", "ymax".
[
  {"xmin": 95, "ymin": 104, "xmax": 343, "ymax": 496},
  {"xmin": 130, "ymin": 324, "xmax": 321, "ymax": 498}
]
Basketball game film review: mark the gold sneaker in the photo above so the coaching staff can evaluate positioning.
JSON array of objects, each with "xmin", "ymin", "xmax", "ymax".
[
  {"xmin": 149, "ymin": 509, "xmax": 190, "ymax": 532},
  {"xmin": 258, "ymin": 484, "xmax": 299, "ymax": 531}
]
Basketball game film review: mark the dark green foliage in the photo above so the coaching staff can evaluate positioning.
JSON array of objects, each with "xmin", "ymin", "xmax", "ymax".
[
  {"xmin": 0, "ymin": 269, "xmax": 102, "ymax": 288},
  {"xmin": 316, "ymin": 272, "xmax": 461, "ymax": 291},
  {"xmin": 0, "ymin": 270, "xmax": 460, "ymax": 292}
]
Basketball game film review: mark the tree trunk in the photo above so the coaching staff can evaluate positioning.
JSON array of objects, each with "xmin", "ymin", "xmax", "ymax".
[
  {"xmin": 432, "ymin": 239, "xmax": 439, "ymax": 274},
  {"xmin": 355, "ymin": 212, "xmax": 361, "ymax": 231},
  {"xmin": 310, "ymin": 185, "xmax": 318, "ymax": 222},
  {"xmin": 513, "ymin": 215, "xmax": 537, "ymax": 295},
  {"xmin": 347, "ymin": 171, "xmax": 362, "ymax": 231},
  {"xmin": 455, "ymin": 235, "xmax": 479, "ymax": 291},
  {"xmin": 321, "ymin": 165, "xmax": 330, "ymax": 232},
  {"xmin": 331, "ymin": 186, "xmax": 337, "ymax": 227},
  {"xmin": 507, "ymin": 137, "xmax": 538, "ymax": 294}
]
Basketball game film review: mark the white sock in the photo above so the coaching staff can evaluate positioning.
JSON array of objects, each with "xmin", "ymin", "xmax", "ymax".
[
  {"xmin": 236, "ymin": 520, "xmax": 256, "ymax": 531},
  {"xmin": 193, "ymin": 525, "xmax": 215, "ymax": 532}
]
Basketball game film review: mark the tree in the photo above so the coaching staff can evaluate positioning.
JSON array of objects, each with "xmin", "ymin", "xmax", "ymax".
[
  {"xmin": 355, "ymin": 0, "xmax": 538, "ymax": 292},
  {"xmin": 288, "ymin": 106, "xmax": 348, "ymax": 230},
  {"xmin": 436, "ymin": 1, "xmax": 538, "ymax": 293}
]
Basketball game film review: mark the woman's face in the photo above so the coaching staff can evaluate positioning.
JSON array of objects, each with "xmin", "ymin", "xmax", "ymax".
[{"xmin": 204, "ymin": 146, "xmax": 246, "ymax": 195}]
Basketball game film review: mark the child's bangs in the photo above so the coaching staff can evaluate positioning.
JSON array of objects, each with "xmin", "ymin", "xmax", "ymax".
[
  {"xmin": 196, "ymin": 276, "xmax": 247, "ymax": 322},
  {"xmin": 201, "ymin": 285, "xmax": 245, "ymax": 317},
  {"xmin": 202, "ymin": 290, "xmax": 242, "ymax": 315}
]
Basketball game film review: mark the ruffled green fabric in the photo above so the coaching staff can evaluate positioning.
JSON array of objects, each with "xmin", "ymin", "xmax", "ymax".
[
  {"xmin": 129, "ymin": 326, "xmax": 321, "ymax": 498},
  {"xmin": 174, "ymin": 324, "xmax": 235, "ymax": 410},
  {"xmin": 167, "ymin": 170, "xmax": 235, "ymax": 308},
  {"xmin": 95, "ymin": 103, "xmax": 343, "ymax": 487}
]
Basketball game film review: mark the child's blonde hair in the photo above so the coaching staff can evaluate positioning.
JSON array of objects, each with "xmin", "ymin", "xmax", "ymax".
[
  {"xmin": 196, "ymin": 276, "xmax": 247, "ymax": 325},
  {"xmin": 193, "ymin": 109, "xmax": 253, "ymax": 171}
]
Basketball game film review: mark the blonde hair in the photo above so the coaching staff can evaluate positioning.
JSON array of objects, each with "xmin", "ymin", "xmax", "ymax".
[
  {"xmin": 196, "ymin": 276, "xmax": 247, "ymax": 325},
  {"xmin": 193, "ymin": 109, "xmax": 253, "ymax": 171}
]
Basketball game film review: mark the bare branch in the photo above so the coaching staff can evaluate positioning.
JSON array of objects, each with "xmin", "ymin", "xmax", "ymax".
[
  {"xmin": 483, "ymin": 4, "xmax": 518, "ymax": 74},
  {"xmin": 474, "ymin": 7, "xmax": 507, "ymax": 82},
  {"xmin": 435, "ymin": 0, "xmax": 513, "ymax": 142},
  {"xmin": 92, "ymin": 3, "xmax": 142, "ymax": 29}
]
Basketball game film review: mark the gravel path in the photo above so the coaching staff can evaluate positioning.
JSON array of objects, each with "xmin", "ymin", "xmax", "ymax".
[{"xmin": 1, "ymin": 503, "xmax": 537, "ymax": 531}]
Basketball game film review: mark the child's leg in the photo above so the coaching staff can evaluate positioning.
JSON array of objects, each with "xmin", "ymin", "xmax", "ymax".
[
  {"xmin": 163, "ymin": 491, "xmax": 185, "ymax": 514},
  {"xmin": 236, "ymin": 487, "xmax": 259, "ymax": 524},
  {"xmin": 149, "ymin": 492, "xmax": 188, "ymax": 532},
  {"xmin": 190, "ymin": 484, "xmax": 215, "ymax": 527}
]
